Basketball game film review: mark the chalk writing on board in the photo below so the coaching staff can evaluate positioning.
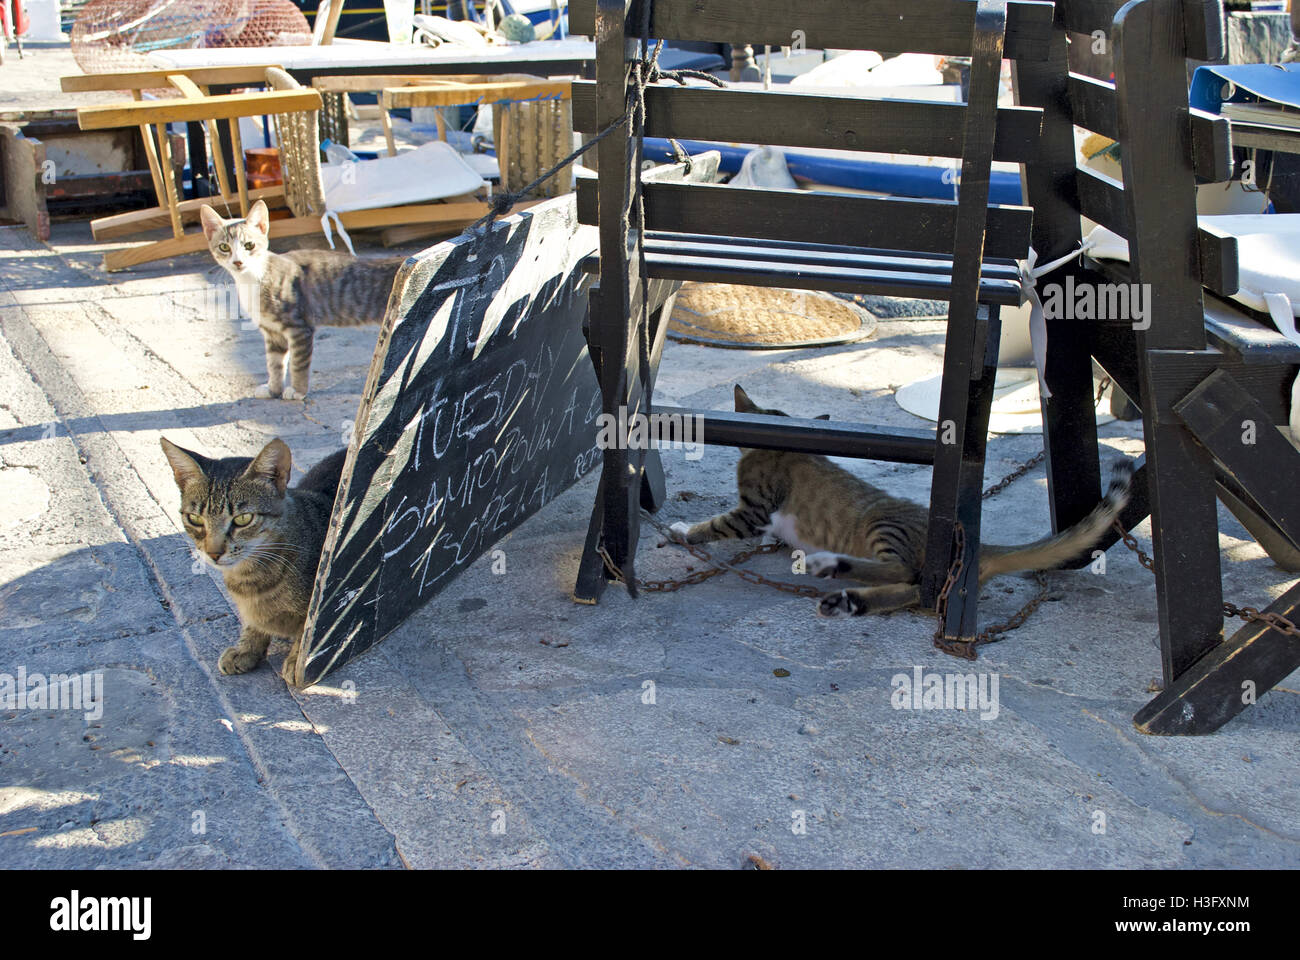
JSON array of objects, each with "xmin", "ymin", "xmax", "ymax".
[{"xmin": 297, "ymin": 196, "xmax": 600, "ymax": 685}]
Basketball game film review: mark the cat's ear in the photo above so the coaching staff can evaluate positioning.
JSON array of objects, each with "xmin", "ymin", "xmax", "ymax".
[
  {"xmin": 246, "ymin": 199, "xmax": 270, "ymax": 237},
  {"xmin": 814, "ymin": 413, "xmax": 831, "ymax": 421},
  {"xmin": 160, "ymin": 437, "xmax": 210, "ymax": 491},
  {"xmin": 199, "ymin": 204, "xmax": 224, "ymax": 242},
  {"xmin": 244, "ymin": 437, "xmax": 292, "ymax": 494},
  {"xmin": 733, "ymin": 384, "xmax": 759, "ymax": 414}
]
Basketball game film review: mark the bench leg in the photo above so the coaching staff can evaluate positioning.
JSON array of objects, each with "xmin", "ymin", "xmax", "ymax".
[
  {"xmin": 923, "ymin": 304, "xmax": 1001, "ymax": 639},
  {"xmin": 1135, "ymin": 580, "xmax": 1300, "ymax": 734},
  {"xmin": 1141, "ymin": 406, "xmax": 1224, "ymax": 681},
  {"xmin": 574, "ymin": 470, "xmax": 610, "ymax": 604},
  {"xmin": 1040, "ymin": 312, "xmax": 1104, "ymax": 567}
]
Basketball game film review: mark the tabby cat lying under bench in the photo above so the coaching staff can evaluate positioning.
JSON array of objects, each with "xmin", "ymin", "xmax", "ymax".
[
  {"xmin": 199, "ymin": 199, "xmax": 404, "ymax": 400},
  {"xmin": 671, "ymin": 386, "xmax": 1133, "ymax": 618},
  {"xmin": 160, "ymin": 436, "xmax": 344, "ymax": 683}
]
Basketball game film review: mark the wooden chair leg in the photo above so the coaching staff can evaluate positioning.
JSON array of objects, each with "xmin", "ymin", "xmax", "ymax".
[
  {"xmin": 573, "ymin": 470, "xmax": 610, "ymax": 604},
  {"xmin": 927, "ymin": 304, "xmax": 1002, "ymax": 639},
  {"xmin": 1135, "ymin": 580, "xmax": 1300, "ymax": 735},
  {"xmin": 131, "ymin": 91, "xmax": 168, "ymax": 209},
  {"xmin": 227, "ymin": 118, "xmax": 251, "ymax": 216},
  {"xmin": 921, "ymin": 0, "xmax": 1004, "ymax": 617},
  {"xmin": 1144, "ymin": 419, "xmax": 1225, "ymax": 681},
  {"xmin": 204, "ymin": 119, "xmax": 236, "ymax": 203},
  {"xmin": 152, "ymin": 123, "xmax": 184, "ymax": 239},
  {"xmin": 1040, "ymin": 311, "xmax": 1104, "ymax": 566},
  {"xmin": 382, "ymin": 107, "xmax": 398, "ymax": 157}
]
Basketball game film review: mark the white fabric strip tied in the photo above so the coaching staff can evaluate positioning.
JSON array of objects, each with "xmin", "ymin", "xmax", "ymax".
[
  {"xmin": 320, "ymin": 210, "xmax": 355, "ymax": 256},
  {"xmin": 1016, "ymin": 238, "xmax": 1097, "ymax": 400},
  {"xmin": 1261, "ymin": 292, "xmax": 1300, "ymax": 444}
]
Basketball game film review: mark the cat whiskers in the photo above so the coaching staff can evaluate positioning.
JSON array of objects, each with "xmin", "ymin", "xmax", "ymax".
[{"xmin": 245, "ymin": 543, "xmax": 301, "ymax": 572}]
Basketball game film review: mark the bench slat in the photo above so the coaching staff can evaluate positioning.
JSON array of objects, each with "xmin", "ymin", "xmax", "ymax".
[
  {"xmin": 569, "ymin": 0, "xmax": 1055, "ymax": 60},
  {"xmin": 576, "ymin": 178, "xmax": 1033, "ymax": 260},
  {"xmin": 656, "ymin": 407, "xmax": 938, "ymax": 463},
  {"xmin": 645, "ymin": 233, "xmax": 1023, "ymax": 280},
  {"xmin": 628, "ymin": 251, "xmax": 1024, "ymax": 305},
  {"xmin": 1204, "ymin": 294, "xmax": 1300, "ymax": 365},
  {"xmin": 572, "ymin": 81, "xmax": 1044, "ymax": 163}
]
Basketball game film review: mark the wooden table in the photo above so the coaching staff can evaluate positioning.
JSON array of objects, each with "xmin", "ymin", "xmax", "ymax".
[{"xmin": 147, "ymin": 39, "xmax": 594, "ymax": 196}]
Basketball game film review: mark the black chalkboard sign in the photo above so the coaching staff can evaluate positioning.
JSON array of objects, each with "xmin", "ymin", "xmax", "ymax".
[{"xmin": 294, "ymin": 196, "xmax": 602, "ymax": 686}]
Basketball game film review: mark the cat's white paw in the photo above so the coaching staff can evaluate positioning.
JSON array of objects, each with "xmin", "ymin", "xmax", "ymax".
[
  {"xmin": 668, "ymin": 521, "xmax": 692, "ymax": 543},
  {"xmin": 253, "ymin": 383, "xmax": 281, "ymax": 399},
  {"xmin": 281, "ymin": 385, "xmax": 306, "ymax": 401},
  {"xmin": 817, "ymin": 590, "xmax": 858, "ymax": 619},
  {"xmin": 218, "ymin": 645, "xmax": 265, "ymax": 675},
  {"xmin": 805, "ymin": 551, "xmax": 846, "ymax": 579}
]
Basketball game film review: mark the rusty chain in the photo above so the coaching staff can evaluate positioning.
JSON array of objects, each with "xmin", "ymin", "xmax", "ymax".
[
  {"xmin": 932, "ymin": 520, "xmax": 1053, "ymax": 660},
  {"xmin": 598, "ymin": 447, "xmax": 1061, "ymax": 662},
  {"xmin": 930, "ymin": 441, "xmax": 1068, "ymax": 659},
  {"xmin": 1111, "ymin": 520, "xmax": 1299, "ymax": 638},
  {"xmin": 1111, "ymin": 519, "xmax": 1154, "ymax": 571},
  {"xmin": 979, "ymin": 450, "xmax": 1046, "ymax": 500},
  {"xmin": 599, "ymin": 511, "xmax": 823, "ymax": 598}
]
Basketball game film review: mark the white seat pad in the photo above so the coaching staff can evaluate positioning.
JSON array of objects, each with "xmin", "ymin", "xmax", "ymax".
[{"xmin": 321, "ymin": 140, "xmax": 486, "ymax": 213}]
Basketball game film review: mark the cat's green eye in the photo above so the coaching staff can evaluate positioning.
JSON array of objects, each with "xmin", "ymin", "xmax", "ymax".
[
  {"xmin": 244, "ymin": 242, "xmax": 255, "ymax": 251},
  {"xmin": 217, "ymin": 242, "xmax": 230, "ymax": 253},
  {"xmin": 185, "ymin": 513, "xmax": 204, "ymax": 526},
  {"xmin": 231, "ymin": 513, "xmax": 254, "ymax": 527}
]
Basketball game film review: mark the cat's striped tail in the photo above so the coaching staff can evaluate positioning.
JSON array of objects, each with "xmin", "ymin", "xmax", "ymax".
[{"xmin": 978, "ymin": 460, "xmax": 1134, "ymax": 580}]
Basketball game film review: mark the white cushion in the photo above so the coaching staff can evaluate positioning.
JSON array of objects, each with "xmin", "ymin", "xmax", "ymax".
[
  {"xmin": 320, "ymin": 140, "xmax": 486, "ymax": 213},
  {"xmin": 1084, "ymin": 214, "xmax": 1300, "ymax": 337},
  {"xmin": 1084, "ymin": 214, "xmax": 1300, "ymax": 442}
]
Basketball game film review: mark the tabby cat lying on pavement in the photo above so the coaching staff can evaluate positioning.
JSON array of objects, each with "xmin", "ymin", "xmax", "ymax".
[
  {"xmin": 161, "ymin": 436, "xmax": 344, "ymax": 684},
  {"xmin": 200, "ymin": 199, "xmax": 404, "ymax": 400},
  {"xmin": 671, "ymin": 386, "xmax": 1133, "ymax": 618}
]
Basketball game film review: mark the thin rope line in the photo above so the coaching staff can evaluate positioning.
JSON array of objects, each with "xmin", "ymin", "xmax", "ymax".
[{"xmin": 469, "ymin": 34, "xmax": 723, "ymax": 235}]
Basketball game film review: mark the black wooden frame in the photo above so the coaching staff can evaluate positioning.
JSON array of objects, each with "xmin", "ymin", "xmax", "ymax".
[
  {"xmin": 1021, "ymin": 0, "xmax": 1300, "ymax": 734},
  {"xmin": 571, "ymin": 0, "xmax": 1052, "ymax": 649}
]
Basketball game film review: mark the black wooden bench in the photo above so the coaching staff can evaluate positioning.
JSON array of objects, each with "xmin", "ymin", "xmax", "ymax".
[
  {"xmin": 567, "ymin": 0, "xmax": 1055, "ymax": 647},
  {"xmin": 1022, "ymin": 0, "xmax": 1300, "ymax": 733}
]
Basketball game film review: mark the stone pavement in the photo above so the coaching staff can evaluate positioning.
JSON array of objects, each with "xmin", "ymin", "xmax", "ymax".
[
  {"xmin": 1, "ymin": 44, "xmax": 1298, "ymax": 869},
  {"xmin": 2, "ymin": 218, "xmax": 1298, "ymax": 869}
]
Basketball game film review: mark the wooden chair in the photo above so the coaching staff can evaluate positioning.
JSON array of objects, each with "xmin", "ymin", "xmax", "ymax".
[
  {"xmin": 311, "ymin": 0, "xmax": 346, "ymax": 45},
  {"xmin": 1020, "ymin": 0, "xmax": 1300, "ymax": 733},
  {"xmin": 264, "ymin": 67, "xmax": 491, "ymax": 248},
  {"xmin": 67, "ymin": 67, "xmax": 492, "ymax": 269},
  {"xmin": 567, "ymin": 0, "xmax": 1055, "ymax": 649},
  {"xmin": 61, "ymin": 66, "xmax": 288, "ymax": 248},
  {"xmin": 311, "ymin": 72, "xmax": 575, "ymax": 208},
  {"xmin": 71, "ymin": 72, "xmax": 323, "ymax": 270}
]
